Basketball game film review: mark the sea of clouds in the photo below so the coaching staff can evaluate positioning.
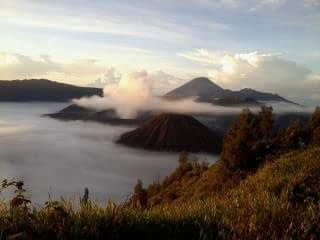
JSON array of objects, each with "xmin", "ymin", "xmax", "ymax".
[{"xmin": 0, "ymin": 103, "xmax": 194, "ymax": 204}]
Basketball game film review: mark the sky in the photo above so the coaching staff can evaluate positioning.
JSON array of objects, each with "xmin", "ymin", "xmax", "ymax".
[{"xmin": 0, "ymin": 0, "xmax": 319, "ymax": 104}]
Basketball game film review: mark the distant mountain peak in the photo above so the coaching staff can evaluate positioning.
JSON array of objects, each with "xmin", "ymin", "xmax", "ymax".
[
  {"xmin": 183, "ymin": 77, "xmax": 222, "ymax": 88},
  {"xmin": 190, "ymin": 77, "xmax": 214, "ymax": 84},
  {"xmin": 239, "ymin": 88, "xmax": 254, "ymax": 92},
  {"xmin": 164, "ymin": 77, "xmax": 224, "ymax": 99},
  {"xmin": 164, "ymin": 77, "xmax": 298, "ymax": 106}
]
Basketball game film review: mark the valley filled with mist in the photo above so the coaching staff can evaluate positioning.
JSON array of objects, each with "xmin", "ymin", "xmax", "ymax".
[{"xmin": 0, "ymin": 102, "xmax": 217, "ymax": 204}]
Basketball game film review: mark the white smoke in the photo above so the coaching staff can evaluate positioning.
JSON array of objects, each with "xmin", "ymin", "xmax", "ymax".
[
  {"xmin": 73, "ymin": 71, "xmax": 314, "ymax": 118},
  {"xmin": 73, "ymin": 71, "xmax": 237, "ymax": 118}
]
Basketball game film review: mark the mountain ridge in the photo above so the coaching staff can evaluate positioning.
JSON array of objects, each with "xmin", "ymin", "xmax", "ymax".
[
  {"xmin": 0, "ymin": 79, "xmax": 103, "ymax": 102},
  {"xmin": 164, "ymin": 77, "xmax": 297, "ymax": 105}
]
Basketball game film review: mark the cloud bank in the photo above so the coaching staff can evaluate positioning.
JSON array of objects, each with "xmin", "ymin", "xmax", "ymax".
[
  {"xmin": 0, "ymin": 52, "xmax": 107, "ymax": 85},
  {"xmin": 1, "ymin": 50, "xmax": 318, "ymax": 106},
  {"xmin": 0, "ymin": 52, "xmax": 186, "ymax": 94},
  {"xmin": 0, "ymin": 103, "xmax": 181, "ymax": 203},
  {"xmin": 179, "ymin": 49, "xmax": 320, "ymax": 105},
  {"xmin": 88, "ymin": 69, "xmax": 184, "ymax": 95},
  {"xmin": 0, "ymin": 52, "xmax": 61, "ymax": 79}
]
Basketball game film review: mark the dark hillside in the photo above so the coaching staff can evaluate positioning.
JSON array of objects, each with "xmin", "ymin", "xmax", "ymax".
[
  {"xmin": 0, "ymin": 79, "xmax": 102, "ymax": 102},
  {"xmin": 46, "ymin": 104, "xmax": 150, "ymax": 126}
]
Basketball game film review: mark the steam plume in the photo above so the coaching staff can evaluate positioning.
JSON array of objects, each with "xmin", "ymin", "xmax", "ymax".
[
  {"xmin": 73, "ymin": 71, "xmax": 237, "ymax": 118},
  {"xmin": 73, "ymin": 71, "xmax": 312, "ymax": 118}
]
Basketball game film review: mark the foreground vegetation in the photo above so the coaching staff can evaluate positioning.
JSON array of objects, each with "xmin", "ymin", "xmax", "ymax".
[{"xmin": 0, "ymin": 107, "xmax": 319, "ymax": 239}]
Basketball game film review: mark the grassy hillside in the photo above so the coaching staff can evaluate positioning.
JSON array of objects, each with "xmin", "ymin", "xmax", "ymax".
[
  {"xmin": 0, "ymin": 146, "xmax": 319, "ymax": 239},
  {"xmin": 139, "ymin": 107, "xmax": 320, "ymax": 207}
]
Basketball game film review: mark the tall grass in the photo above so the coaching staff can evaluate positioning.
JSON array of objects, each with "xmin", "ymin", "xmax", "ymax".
[{"xmin": 0, "ymin": 147, "xmax": 319, "ymax": 239}]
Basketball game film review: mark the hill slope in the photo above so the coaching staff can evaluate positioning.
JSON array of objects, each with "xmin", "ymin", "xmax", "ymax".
[
  {"xmin": 117, "ymin": 113, "xmax": 222, "ymax": 153},
  {"xmin": 0, "ymin": 79, "xmax": 102, "ymax": 102},
  {"xmin": 1, "ymin": 147, "xmax": 318, "ymax": 239}
]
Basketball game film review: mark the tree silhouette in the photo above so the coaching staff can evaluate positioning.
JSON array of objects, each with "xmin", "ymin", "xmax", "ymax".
[
  {"xmin": 309, "ymin": 107, "xmax": 320, "ymax": 145},
  {"xmin": 221, "ymin": 106, "xmax": 275, "ymax": 171},
  {"xmin": 281, "ymin": 120, "xmax": 306, "ymax": 151},
  {"xmin": 80, "ymin": 187, "xmax": 89, "ymax": 205},
  {"xmin": 257, "ymin": 105, "xmax": 274, "ymax": 138},
  {"xmin": 221, "ymin": 108, "xmax": 258, "ymax": 170}
]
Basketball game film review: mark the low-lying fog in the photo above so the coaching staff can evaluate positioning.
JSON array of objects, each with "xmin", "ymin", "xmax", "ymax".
[{"xmin": 0, "ymin": 103, "xmax": 218, "ymax": 205}]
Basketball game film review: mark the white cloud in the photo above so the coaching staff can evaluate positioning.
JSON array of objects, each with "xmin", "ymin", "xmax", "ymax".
[
  {"xmin": 88, "ymin": 69, "xmax": 185, "ymax": 94},
  {"xmin": 201, "ymin": 0, "xmax": 288, "ymax": 9},
  {"xmin": 178, "ymin": 49, "xmax": 320, "ymax": 105},
  {"xmin": 0, "ymin": 0, "xmax": 233, "ymax": 45},
  {"xmin": 0, "ymin": 52, "xmax": 61, "ymax": 79},
  {"xmin": 304, "ymin": 0, "xmax": 320, "ymax": 5},
  {"xmin": 177, "ymin": 49, "xmax": 223, "ymax": 65},
  {"xmin": 0, "ymin": 52, "xmax": 107, "ymax": 85},
  {"xmin": 0, "ymin": 51, "xmax": 187, "ymax": 94},
  {"xmin": 88, "ymin": 68, "xmax": 122, "ymax": 88},
  {"xmin": 74, "ymin": 70, "xmax": 238, "ymax": 118},
  {"xmin": 75, "ymin": 70, "xmax": 313, "ymax": 118},
  {"xmin": 147, "ymin": 71, "xmax": 186, "ymax": 95},
  {"xmin": 0, "ymin": 0, "xmax": 185, "ymax": 41}
]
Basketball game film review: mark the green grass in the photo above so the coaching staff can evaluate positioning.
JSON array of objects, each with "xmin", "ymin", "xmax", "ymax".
[{"xmin": 1, "ymin": 147, "xmax": 320, "ymax": 239}]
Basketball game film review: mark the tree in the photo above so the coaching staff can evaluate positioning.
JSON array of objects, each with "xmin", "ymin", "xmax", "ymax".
[
  {"xmin": 312, "ymin": 126, "xmax": 320, "ymax": 145},
  {"xmin": 281, "ymin": 120, "xmax": 306, "ymax": 151},
  {"xmin": 221, "ymin": 106, "xmax": 275, "ymax": 171},
  {"xmin": 257, "ymin": 105, "xmax": 274, "ymax": 138},
  {"xmin": 309, "ymin": 107, "xmax": 320, "ymax": 145},
  {"xmin": 253, "ymin": 105, "xmax": 274, "ymax": 161},
  {"xmin": 80, "ymin": 187, "xmax": 89, "ymax": 205},
  {"xmin": 309, "ymin": 107, "xmax": 320, "ymax": 132},
  {"xmin": 220, "ymin": 108, "xmax": 259, "ymax": 170},
  {"xmin": 178, "ymin": 151, "xmax": 192, "ymax": 176}
]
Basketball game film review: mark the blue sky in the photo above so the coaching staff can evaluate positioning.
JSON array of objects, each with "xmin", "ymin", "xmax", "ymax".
[{"xmin": 0, "ymin": 0, "xmax": 319, "ymax": 104}]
